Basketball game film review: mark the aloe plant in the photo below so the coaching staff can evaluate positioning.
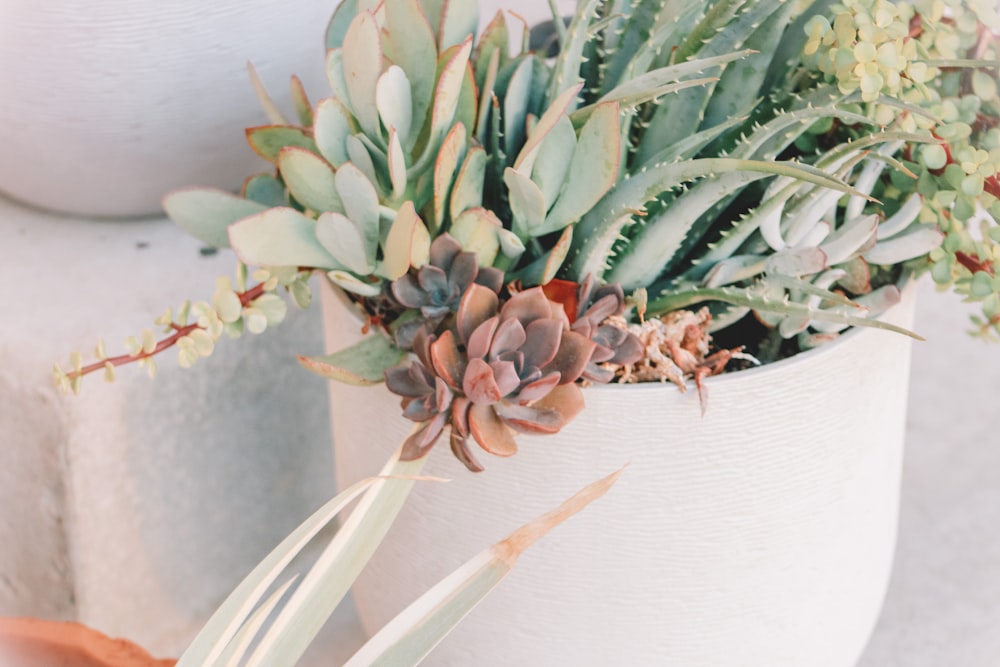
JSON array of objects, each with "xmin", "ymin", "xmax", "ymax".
[{"xmin": 59, "ymin": 0, "xmax": 999, "ymax": 444}]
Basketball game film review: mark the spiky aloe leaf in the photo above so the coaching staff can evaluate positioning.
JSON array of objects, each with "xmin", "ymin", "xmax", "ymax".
[
  {"xmin": 598, "ymin": 0, "xmax": 668, "ymax": 95},
  {"xmin": 163, "ymin": 189, "xmax": 268, "ymax": 249},
  {"xmin": 547, "ymin": 0, "xmax": 603, "ymax": 102},
  {"xmin": 298, "ymin": 332, "xmax": 406, "ymax": 384},
  {"xmin": 584, "ymin": 49, "xmax": 755, "ymax": 118},
  {"xmin": 699, "ymin": 131, "xmax": 929, "ymax": 265},
  {"xmin": 229, "ymin": 208, "xmax": 340, "ymax": 270},
  {"xmin": 636, "ymin": 0, "xmax": 784, "ymax": 164},
  {"xmin": 569, "ymin": 157, "xmax": 868, "ymax": 285},
  {"xmin": 699, "ymin": 3, "xmax": 795, "ymax": 136}
]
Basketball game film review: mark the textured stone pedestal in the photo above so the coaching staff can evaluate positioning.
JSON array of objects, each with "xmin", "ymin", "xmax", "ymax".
[{"xmin": 0, "ymin": 196, "xmax": 334, "ymax": 657}]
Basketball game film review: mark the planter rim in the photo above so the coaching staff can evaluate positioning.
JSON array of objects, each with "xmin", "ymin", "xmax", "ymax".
[{"xmin": 324, "ymin": 276, "xmax": 916, "ymax": 395}]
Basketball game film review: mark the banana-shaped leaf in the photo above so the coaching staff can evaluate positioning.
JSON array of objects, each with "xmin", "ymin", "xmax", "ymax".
[
  {"xmin": 450, "ymin": 207, "xmax": 502, "ymax": 267},
  {"xmin": 342, "ymin": 11, "xmax": 384, "ymax": 141},
  {"xmin": 163, "ymin": 189, "xmax": 268, "ymax": 249},
  {"xmin": 278, "ymin": 147, "xmax": 343, "ymax": 213},
  {"xmin": 530, "ymin": 115, "xmax": 577, "ymax": 208},
  {"xmin": 645, "ymin": 283, "xmax": 922, "ymax": 339},
  {"xmin": 438, "ymin": 0, "xmax": 479, "ymax": 51},
  {"xmin": 376, "ymin": 66, "xmax": 414, "ymax": 146},
  {"xmin": 504, "ymin": 167, "xmax": 547, "ymax": 238},
  {"xmin": 388, "ymin": 129, "xmax": 408, "ymax": 200},
  {"xmin": 325, "ymin": 49, "xmax": 351, "ymax": 107},
  {"xmin": 433, "ymin": 123, "xmax": 468, "ymax": 231},
  {"xmin": 229, "ymin": 208, "xmax": 340, "ymax": 269},
  {"xmin": 316, "ymin": 212, "xmax": 375, "ymax": 275},
  {"xmin": 335, "ymin": 162, "xmax": 381, "ymax": 243},
  {"xmin": 513, "ymin": 83, "xmax": 583, "ymax": 174},
  {"xmin": 325, "ymin": 0, "xmax": 359, "ymax": 49},
  {"xmin": 242, "ymin": 174, "xmax": 288, "ymax": 208},
  {"xmin": 450, "ymin": 147, "xmax": 487, "ymax": 219},
  {"xmin": 384, "ymin": 0, "xmax": 437, "ymax": 151},
  {"xmin": 380, "ymin": 201, "xmax": 431, "ymax": 279},
  {"xmin": 314, "ymin": 98, "xmax": 355, "ymax": 168},
  {"xmin": 246, "ymin": 126, "xmax": 318, "ymax": 164},
  {"xmin": 538, "ymin": 102, "xmax": 621, "ymax": 235},
  {"xmin": 502, "ymin": 57, "xmax": 535, "ymax": 159}
]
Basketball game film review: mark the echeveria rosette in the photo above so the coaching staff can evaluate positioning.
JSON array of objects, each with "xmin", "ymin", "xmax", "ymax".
[
  {"xmin": 385, "ymin": 286, "xmax": 594, "ymax": 472},
  {"xmin": 388, "ymin": 234, "xmax": 504, "ymax": 349},
  {"xmin": 571, "ymin": 278, "xmax": 645, "ymax": 383}
]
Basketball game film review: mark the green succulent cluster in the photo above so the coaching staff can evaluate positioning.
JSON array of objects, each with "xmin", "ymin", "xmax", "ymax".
[{"xmin": 60, "ymin": 0, "xmax": 1000, "ymax": 393}]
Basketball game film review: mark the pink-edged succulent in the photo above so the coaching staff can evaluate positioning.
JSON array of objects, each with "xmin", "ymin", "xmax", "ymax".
[{"xmin": 385, "ymin": 285, "xmax": 594, "ymax": 471}]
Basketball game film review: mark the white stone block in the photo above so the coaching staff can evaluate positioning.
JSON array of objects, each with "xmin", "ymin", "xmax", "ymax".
[{"xmin": 0, "ymin": 196, "xmax": 334, "ymax": 656}]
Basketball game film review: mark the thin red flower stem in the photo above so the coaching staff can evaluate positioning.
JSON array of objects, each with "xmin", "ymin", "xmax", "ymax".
[
  {"xmin": 66, "ymin": 282, "xmax": 271, "ymax": 380},
  {"xmin": 68, "ymin": 323, "xmax": 202, "ymax": 379}
]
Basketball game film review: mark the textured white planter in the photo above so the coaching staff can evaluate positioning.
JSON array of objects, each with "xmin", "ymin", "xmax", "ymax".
[
  {"xmin": 322, "ymin": 283, "xmax": 916, "ymax": 666},
  {"xmin": 0, "ymin": 0, "xmax": 330, "ymax": 218}
]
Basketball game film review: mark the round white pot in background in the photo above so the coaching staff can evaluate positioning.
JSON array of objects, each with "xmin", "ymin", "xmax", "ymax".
[
  {"xmin": 322, "ymin": 283, "xmax": 917, "ymax": 667},
  {"xmin": 0, "ymin": 0, "xmax": 330, "ymax": 218}
]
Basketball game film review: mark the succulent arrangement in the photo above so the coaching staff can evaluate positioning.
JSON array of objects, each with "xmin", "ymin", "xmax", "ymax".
[{"xmin": 58, "ymin": 0, "xmax": 999, "ymax": 472}]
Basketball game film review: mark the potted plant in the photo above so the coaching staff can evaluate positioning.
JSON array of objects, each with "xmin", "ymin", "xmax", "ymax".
[{"xmin": 57, "ymin": 0, "xmax": 999, "ymax": 664}]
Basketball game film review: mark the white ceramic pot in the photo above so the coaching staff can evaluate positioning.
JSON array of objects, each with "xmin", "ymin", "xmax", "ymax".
[
  {"xmin": 322, "ymin": 283, "xmax": 917, "ymax": 667},
  {"xmin": 0, "ymin": 0, "xmax": 330, "ymax": 218}
]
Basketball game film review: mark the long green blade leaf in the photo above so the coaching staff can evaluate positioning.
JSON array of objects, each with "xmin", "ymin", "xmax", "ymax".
[
  {"xmin": 245, "ymin": 445, "xmax": 426, "ymax": 667},
  {"xmin": 176, "ymin": 477, "xmax": 378, "ymax": 667},
  {"xmin": 344, "ymin": 466, "xmax": 625, "ymax": 667}
]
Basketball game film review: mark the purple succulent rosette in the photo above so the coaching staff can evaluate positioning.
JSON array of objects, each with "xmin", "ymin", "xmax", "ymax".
[
  {"xmin": 386, "ymin": 285, "xmax": 605, "ymax": 471},
  {"xmin": 388, "ymin": 234, "xmax": 504, "ymax": 350}
]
